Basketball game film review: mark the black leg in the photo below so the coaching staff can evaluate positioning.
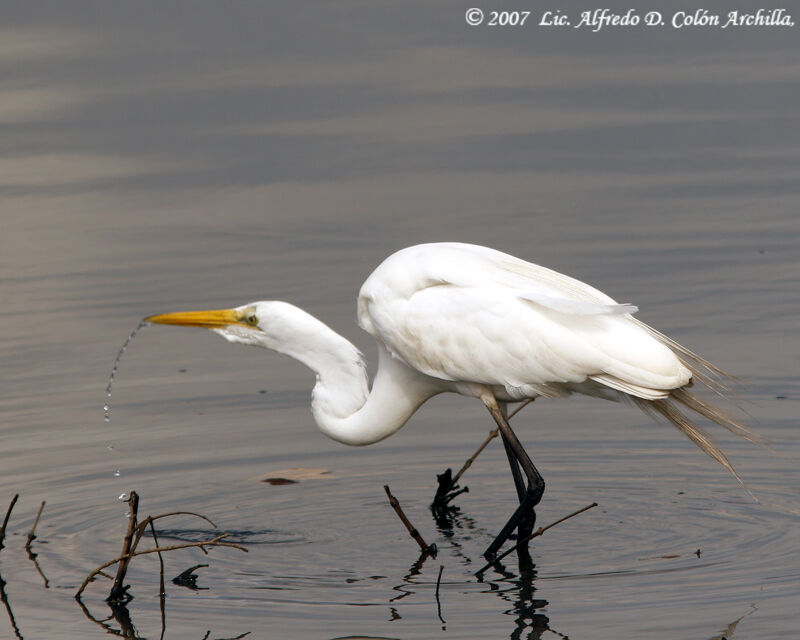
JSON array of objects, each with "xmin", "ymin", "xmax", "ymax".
[
  {"xmin": 501, "ymin": 430, "xmax": 526, "ymax": 504},
  {"xmin": 501, "ymin": 427, "xmax": 536, "ymax": 570},
  {"xmin": 498, "ymin": 402, "xmax": 526, "ymax": 505},
  {"xmin": 481, "ymin": 393, "xmax": 545, "ymax": 563},
  {"xmin": 431, "ymin": 399, "xmax": 534, "ymax": 508}
]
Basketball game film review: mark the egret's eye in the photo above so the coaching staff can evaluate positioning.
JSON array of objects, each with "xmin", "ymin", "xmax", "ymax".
[{"xmin": 246, "ymin": 313, "xmax": 258, "ymax": 326}]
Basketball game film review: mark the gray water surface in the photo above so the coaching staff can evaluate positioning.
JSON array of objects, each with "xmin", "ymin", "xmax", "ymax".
[{"xmin": 1, "ymin": 2, "xmax": 799, "ymax": 638}]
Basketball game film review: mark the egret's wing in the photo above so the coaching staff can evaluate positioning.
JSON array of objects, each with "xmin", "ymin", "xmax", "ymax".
[
  {"xmin": 362, "ymin": 280, "xmax": 687, "ymax": 401},
  {"xmin": 516, "ymin": 291, "xmax": 637, "ymax": 316}
]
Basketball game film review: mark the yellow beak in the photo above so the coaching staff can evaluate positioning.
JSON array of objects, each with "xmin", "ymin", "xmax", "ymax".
[{"xmin": 144, "ymin": 308, "xmax": 249, "ymax": 329}]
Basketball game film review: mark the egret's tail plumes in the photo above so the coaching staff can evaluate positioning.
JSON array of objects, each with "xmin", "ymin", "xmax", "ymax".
[
  {"xmin": 629, "ymin": 330, "xmax": 763, "ymax": 500},
  {"xmin": 634, "ymin": 392, "xmax": 754, "ymax": 498}
]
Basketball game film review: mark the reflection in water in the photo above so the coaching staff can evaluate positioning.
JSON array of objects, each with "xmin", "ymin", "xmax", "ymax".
[
  {"xmin": 76, "ymin": 594, "xmax": 252, "ymax": 640},
  {"xmin": 431, "ymin": 503, "xmax": 481, "ymax": 566},
  {"xmin": 436, "ymin": 501, "xmax": 546, "ymax": 635},
  {"xmin": 386, "ymin": 508, "xmax": 555, "ymax": 640},
  {"xmin": 479, "ymin": 565, "xmax": 553, "ymax": 640},
  {"xmin": 0, "ymin": 570, "xmax": 24, "ymax": 640},
  {"xmin": 386, "ymin": 559, "xmax": 555, "ymax": 639},
  {"xmin": 25, "ymin": 545, "xmax": 50, "ymax": 589}
]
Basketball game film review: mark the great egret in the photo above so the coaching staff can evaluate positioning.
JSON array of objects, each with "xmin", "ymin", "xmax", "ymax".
[{"xmin": 145, "ymin": 242, "xmax": 758, "ymax": 561}]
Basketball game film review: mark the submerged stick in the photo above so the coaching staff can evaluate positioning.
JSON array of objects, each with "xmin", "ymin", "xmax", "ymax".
[
  {"xmin": 25, "ymin": 503, "xmax": 51, "ymax": 588},
  {"xmin": 0, "ymin": 494, "xmax": 19, "ymax": 551},
  {"xmin": 25, "ymin": 501, "xmax": 46, "ymax": 550},
  {"xmin": 384, "ymin": 485, "xmax": 436, "ymax": 555},
  {"xmin": 475, "ymin": 502, "xmax": 598, "ymax": 575}
]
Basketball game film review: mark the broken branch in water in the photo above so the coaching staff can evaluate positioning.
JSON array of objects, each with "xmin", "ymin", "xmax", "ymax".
[
  {"xmin": 24, "ymin": 501, "xmax": 51, "ymax": 588},
  {"xmin": 475, "ymin": 502, "xmax": 598, "ymax": 576},
  {"xmin": 107, "ymin": 491, "xmax": 140, "ymax": 603},
  {"xmin": 75, "ymin": 491, "xmax": 248, "ymax": 600},
  {"xmin": 0, "ymin": 494, "xmax": 19, "ymax": 551},
  {"xmin": 76, "ymin": 533, "xmax": 247, "ymax": 598},
  {"xmin": 173, "ymin": 564, "xmax": 210, "ymax": 590},
  {"xmin": 25, "ymin": 501, "xmax": 46, "ymax": 550},
  {"xmin": 384, "ymin": 485, "xmax": 436, "ymax": 556}
]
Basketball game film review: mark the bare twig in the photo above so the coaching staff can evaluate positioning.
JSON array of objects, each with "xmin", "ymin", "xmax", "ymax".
[
  {"xmin": 108, "ymin": 492, "xmax": 139, "ymax": 603},
  {"xmin": 148, "ymin": 521, "xmax": 167, "ymax": 640},
  {"xmin": 451, "ymin": 430, "xmax": 497, "ymax": 487},
  {"xmin": 507, "ymin": 398, "xmax": 534, "ymax": 421},
  {"xmin": 0, "ymin": 494, "xmax": 19, "ymax": 551},
  {"xmin": 132, "ymin": 511, "xmax": 217, "ymax": 550},
  {"xmin": 384, "ymin": 485, "xmax": 436, "ymax": 555},
  {"xmin": 76, "ymin": 533, "xmax": 247, "ymax": 598},
  {"xmin": 475, "ymin": 502, "xmax": 598, "ymax": 575},
  {"xmin": 25, "ymin": 501, "xmax": 46, "ymax": 550},
  {"xmin": 148, "ymin": 521, "xmax": 166, "ymax": 598}
]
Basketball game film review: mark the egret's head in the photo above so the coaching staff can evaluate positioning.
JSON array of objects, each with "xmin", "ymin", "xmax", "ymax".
[
  {"xmin": 144, "ymin": 301, "xmax": 333, "ymax": 351},
  {"xmin": 145, "ymin": 303, "xmax": 266, "ymax": 346}
]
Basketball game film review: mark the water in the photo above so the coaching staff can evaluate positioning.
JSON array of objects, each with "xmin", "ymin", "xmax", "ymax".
[{"xmin": 1, "ymin": 2, "xmax": 799, "ymax": 638}]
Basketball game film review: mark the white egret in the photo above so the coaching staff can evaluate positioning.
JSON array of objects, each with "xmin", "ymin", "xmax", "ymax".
[{"xmin": 145, "ymin": 242, "xmax": 759, "ymax": 561}]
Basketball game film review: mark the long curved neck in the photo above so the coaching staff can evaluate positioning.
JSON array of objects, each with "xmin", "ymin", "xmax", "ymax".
[{"xmin": 310, "ymin": 341, "xmax": 443, "ymax": 446}]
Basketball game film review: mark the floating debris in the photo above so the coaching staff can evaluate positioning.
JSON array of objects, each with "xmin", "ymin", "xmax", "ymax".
[{"xmin": 253, "ymin": 468, "xmax": 334, "ymax": 484}]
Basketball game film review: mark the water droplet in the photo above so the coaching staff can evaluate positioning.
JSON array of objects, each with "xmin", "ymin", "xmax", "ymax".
[
  {"xmin": 113, "ymin": 469, "xmax": 121, "ymax": 477},
  {"xmin": 104, "ymin": 321, "xmax": 148, "ymax": 423},
  {"xmin": 118, "ymin": 493, "xmax": 129, "ymax": 501}
]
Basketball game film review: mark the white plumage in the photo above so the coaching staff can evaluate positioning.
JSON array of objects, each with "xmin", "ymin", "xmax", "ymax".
[
  {"xmin": 358, "ymin": 243, "xmax": 689, "ymax": 403},
  {"xmin": 146, "ymin": 242, "xmax": 759, "ymax": 493}
]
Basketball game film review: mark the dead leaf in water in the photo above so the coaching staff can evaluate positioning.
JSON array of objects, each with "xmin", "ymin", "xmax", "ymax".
[
  {"xmin": 262, "ymin": 478, "xmax": 298, "ymax": 486},
  {"xmin": 253, "ymin": 467, "xmax": 334, "ymax": 485}
]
